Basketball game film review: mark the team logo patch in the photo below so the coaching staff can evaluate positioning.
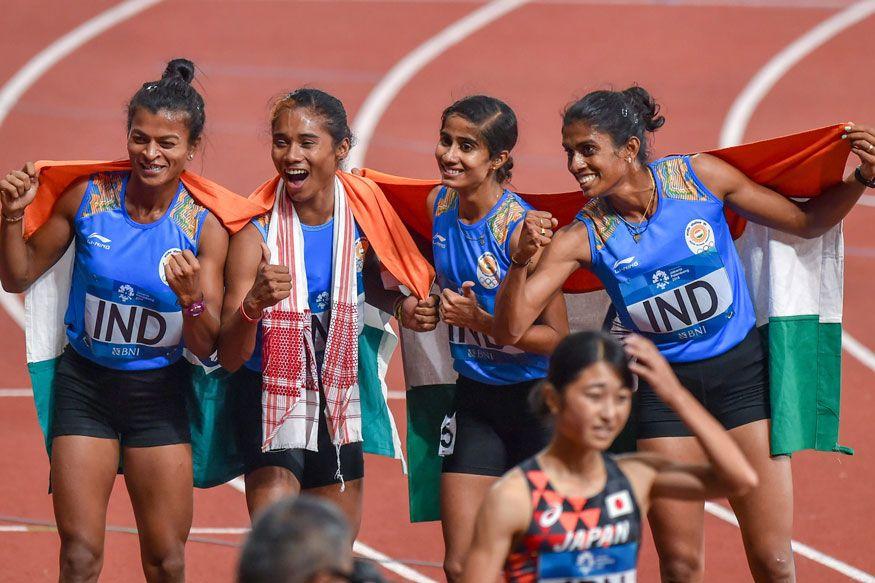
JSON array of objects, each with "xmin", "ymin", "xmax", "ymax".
[
  {"xmin": 476, "ymin": 252, "xmax": 500, "ymax": 289},
  {"xmin": 117, "ymin": 284, "xmax": 135, "ymax": 303},
  {"xmin": 158, "ymin": 248, "xmax": 183, "ymax": 285},
  {"xmin": 438, "ymin": 413, "xmax": 457, "ymax": 456},
  {"xmin": 354, "ymin": 237, "xmax": 368, "ymax": 273},
  {"xmin": 606, "ymin": 490, "xmax": 634, "ymax": 519},
  {"xmin": 685, "ymin": 219, "xmax": 715, "ymax": 254}
]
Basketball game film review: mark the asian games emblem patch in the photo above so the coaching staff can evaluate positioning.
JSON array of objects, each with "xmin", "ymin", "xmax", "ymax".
[
  {"xmin": 476, "ymin": 252, "xmax": 500, "ymax": 289},
  {"xmin": 684, "ymin": 219, "xmax": 715, "ymax": 254},
  {"xmin": 158, "ymin": 248, "xmax": 183, "ymax": 285}
]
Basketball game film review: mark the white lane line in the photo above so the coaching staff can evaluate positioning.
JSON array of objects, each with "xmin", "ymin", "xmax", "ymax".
[
  {"xmin": 705, "ymin": 503, "xmax": 875, "ymax": 582},
  {"xmin": 226, "ymin": 477, "xmax": 438, "ymax": 582},
  {"xmin": 387, "ymin": 390, "xmax": 406, "ymax": 400},
  {"xmin": 349, "ymin": 0, "xmax": 530, "ymax": 168},
  {"xmin": 0, "ymin": 526, "xmax": 29, "ymax": 532},
  {"xmin": 190, "ymin": 527, "xmax": 249, "ymax": 535},
  {"xmin": 0, "ymin": 389, "xmax": 32, "ymax": 397},
  {"xmin": 842, "ymin": 332, "xmax": 875, "ymax": 372},
  {"xmin": 719, "ymin": 0, "xmax": 875, "ymax": 148},
  {"xmin": 857, "ymin": 194, "xmax": 875, "ymax": 207},
  {"xmin": 0, "ymin": 0, "xmax": 163, "ymax": 128}
]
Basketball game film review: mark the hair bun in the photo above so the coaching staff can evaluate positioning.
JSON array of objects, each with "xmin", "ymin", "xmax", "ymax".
[
  {"xmin": 622, "ymin": 86, "xmax": 665, "ymax": 132},
  {"xmin": 162, "ymin": 58, "xmax": 195, "ymax": 84}
]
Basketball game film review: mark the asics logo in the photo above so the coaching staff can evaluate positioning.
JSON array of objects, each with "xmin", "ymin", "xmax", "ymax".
[{"xmin": 87, "ymin": 232, "xmax": 111, "ymax": 250}]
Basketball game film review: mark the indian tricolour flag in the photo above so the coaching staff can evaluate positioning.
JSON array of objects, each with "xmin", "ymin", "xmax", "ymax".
[
  {"xmin": 366, "ymin": 123, "xmax": 854, "ymax": 522},
  {"xmin": 23, "ymin": 162, "xmax": 423, "ymax": 487}
]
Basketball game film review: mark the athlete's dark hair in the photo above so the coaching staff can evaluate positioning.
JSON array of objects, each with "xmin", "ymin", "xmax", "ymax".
[
  {"xmin": 269, "ymin": 88, "xmax": 354, "ymax": 148},
  {"xmin": 441, "ymin": 95, "xmax": 518, "ymax": 183},
  {"xmin": 127, "ymin": 58, "xmax": 205, "ymax": 143},
  {"xmin": 562, "ymin": 86, "xmax": 665, "ymax": 164},
  {"xmin": 530, "ymin": 331, "xmax": 634, "ymax": 419},
  {"xmin": 237, "ymin": 495, "xmax": 352, "ymax": 583}
]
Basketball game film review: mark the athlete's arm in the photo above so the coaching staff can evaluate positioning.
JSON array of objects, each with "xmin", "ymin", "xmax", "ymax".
[
  {"xmin": 218, "ymin": 223, "xmax": 288, "ymax": 372},
  {"xmin": 0, "ymin": 165, "xmax": 86, "ymax": 292},
  {"xmin": 692, "ymin": 125, "xmax": 875, "ymax": 239},
  {"xmin": 493, "ymin": 216, "xmax": 589, "ymax": 346},
  {"xmin": 619, "ymin": 335, "xmax": 758, "ymax": 507},
  {"xmin": 461, "ymin": 469, "xmax": 532, "ymax": 583},
  {"xmin": 362, "ymin": 244, "xmax": 438, "ymax": 332},
  {"xmin": 167, "ymin": 213, "xmax": 228, "ymax": 360}
]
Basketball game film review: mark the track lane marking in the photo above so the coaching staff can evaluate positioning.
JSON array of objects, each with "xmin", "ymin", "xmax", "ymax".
[{"xmin": 349, "ymin": 0, "xmax": 530, "ymax": 168}]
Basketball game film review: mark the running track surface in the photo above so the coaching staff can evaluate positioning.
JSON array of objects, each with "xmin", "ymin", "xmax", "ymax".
[{"xmin": 1, "ymin": 1, "xmax": 873, "ymax": 581}]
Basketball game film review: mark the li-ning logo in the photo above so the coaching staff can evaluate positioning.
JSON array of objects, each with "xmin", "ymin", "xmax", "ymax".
[
  {"xmin": 613, "ymin": 256, "xmax": 638, "ymax": 273},
  {"xmin": 87, "ymin": 232, "xmax": 111, "ymax": 250},
  {"xmin": 433, "ymin": 233, "xmax": 447, "ymax": 249}
]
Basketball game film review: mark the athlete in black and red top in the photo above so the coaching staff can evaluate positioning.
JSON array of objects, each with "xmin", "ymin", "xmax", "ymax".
[{"xmin": 462, "ymin": 331, "xmax": 759, "ymax": 582}]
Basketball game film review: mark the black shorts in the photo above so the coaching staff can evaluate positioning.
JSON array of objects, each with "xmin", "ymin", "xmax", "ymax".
[
  {"xmin": 441, "ymin": 375, "xmax": 551, "ymax": 477},
  {"xmin": 51, "ymin": 346, "xmax": 191, "ymax": 447},
  {"xmin": 231, "ymin": 367, "xmax": 364, "ymax": 489},
  {"xmin": 637, "ymin": 328, "xmax": 771, "ymax": 439}
]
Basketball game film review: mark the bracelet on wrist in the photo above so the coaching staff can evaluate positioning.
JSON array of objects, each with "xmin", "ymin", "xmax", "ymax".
[
  {"xmin": 2, "ymin": 212, "xmax": 24, "ymax": 223},
  {"xmin": 509, "ymin": 253, "xmax": 531, "ymax": 268},
  {"xmin": 183, "ymin": 298, "xmax": 206, "ymax": 318},
  {"xmin": 393, "ymin": 296, "xmax": 406, "ymax": 324},
  {"xmin": 855, "ymin": 166, "xmax": 875, "ymax": 189},
  {"xmin": 239, "ymin": 300, "xmax": 262, "ymax": 323}
]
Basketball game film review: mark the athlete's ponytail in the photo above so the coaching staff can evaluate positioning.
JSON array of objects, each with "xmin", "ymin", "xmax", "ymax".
[
  {"xmin": 127, "ymin": 58, "xmax": 206, "ymax": 143},
  {"xmin": 562, "ymin": 85, "xmax": 665, "ymax": 164},
  {"xmin": 530, "ymin": 331, "xmax": 634, "ymax": 420}
]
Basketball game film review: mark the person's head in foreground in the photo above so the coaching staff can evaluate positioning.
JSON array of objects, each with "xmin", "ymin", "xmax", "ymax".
[{"xmin": 237, "ymin": 495, "xmax": 355, "ymax": 583}]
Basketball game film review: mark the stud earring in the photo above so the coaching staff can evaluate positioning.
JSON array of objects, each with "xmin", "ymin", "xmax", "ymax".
[{"xmin": 188, "ymin": 154, "xmax": 194, "ymax": 160}]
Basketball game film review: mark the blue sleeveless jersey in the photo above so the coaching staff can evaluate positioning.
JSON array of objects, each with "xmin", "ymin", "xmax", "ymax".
[
  {"xmin": 577, "ymin": 155, "xmax": 755, "ymax": 362},
  {"xmin": 243, "ymin": 212, "xmax": 367, "ymax": 372},
  {"xmin": 65, "ymin": 172, "xmax": 209, "ymax": 370},
  {"xmin": 433, "ymin": 187, "xmax": 548, "ymax": 385}
]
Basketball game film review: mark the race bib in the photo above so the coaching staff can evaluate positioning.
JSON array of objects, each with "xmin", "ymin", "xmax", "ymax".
[
  {"xmin": 84, "ymin": 279, "xmax": 182, "ymax": 360},
  {"xmin": 620, "ymin": 249, "xmax": 733, "ymax": 344},
  {"xmin": 438, "ymin": 413, "xmax": 457, "ymax": 456},
  {"xmin": 538, "ymin": 543, "xmax": 638, "ymax": 583}
]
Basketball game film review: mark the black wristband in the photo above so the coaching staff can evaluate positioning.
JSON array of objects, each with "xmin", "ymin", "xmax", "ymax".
[{"xmin": 855, "ymin": 166, "xmax": 875, "ymax": 189}]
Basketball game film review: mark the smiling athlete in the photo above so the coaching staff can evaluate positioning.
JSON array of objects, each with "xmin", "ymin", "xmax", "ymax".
[
  {"xmin": 422, "ymin": 95, "xmax": 568, "ymax": 582},
  {"xmin": 494, "ymin": 86, "xmax": 875, "ymax": 581},
  {"xmin": 0, "ymin": 59, "xmax": 228, "ymax": 583}
]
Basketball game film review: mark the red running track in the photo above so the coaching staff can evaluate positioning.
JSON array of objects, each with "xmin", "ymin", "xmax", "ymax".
[{"xmin": 1, "ymin": 1, "xmax": 873, "ymax": 580}]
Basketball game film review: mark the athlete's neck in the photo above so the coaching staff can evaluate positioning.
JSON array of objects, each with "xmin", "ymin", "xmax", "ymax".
[
  {"xmin": 456, "ymin": 180, "xmax": 504, "ymax": 224},
  {"xmin": 605, "ymin": 165, "xmax": 656, "ymax": 222},
  {"xmin": 125, "ymin": 175, "xmax": 179, "ymax": 223},
  {"xmin": 290, "ymin": 184, "xmax": 335, "ymax": 226},
  {"xmin": 544, "ymin": 433, "xmax": 606, "ymax": 483}
]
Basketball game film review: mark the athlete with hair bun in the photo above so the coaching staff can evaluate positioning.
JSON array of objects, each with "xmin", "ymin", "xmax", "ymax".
[
  {"xmin": 462, "ymin": 331, "xmax": 758, "ymax": 582},
  {"xmin": 0, "ymin": 59, "xmax": 228, "ymax": 582},
  {"xmin": 422, "ymin": 95, "xmax": 568, "ymax": 582},
  {"xmin": 494, "ymin": 86, "xmax": 875, "ymax": 581}
]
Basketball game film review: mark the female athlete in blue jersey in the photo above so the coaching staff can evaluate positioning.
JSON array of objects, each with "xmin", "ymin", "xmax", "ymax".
[
  {"xmin": 494, "ymin": 86, "xmax": 875, "ymax": 581},
  {"xmin": 0, "ymin": 60, "xmax": 228, "ymax": 583},
  {"xmin": 462, "ymin": 331, "xmax": 757, "ymax": 582},
  {"xmin": 218, "ymin": 89, "xmax": 437, "ymax": 533},
  {"xmin": 424, "ymin": 96, "xmax": 568, "ymax": 582}
]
